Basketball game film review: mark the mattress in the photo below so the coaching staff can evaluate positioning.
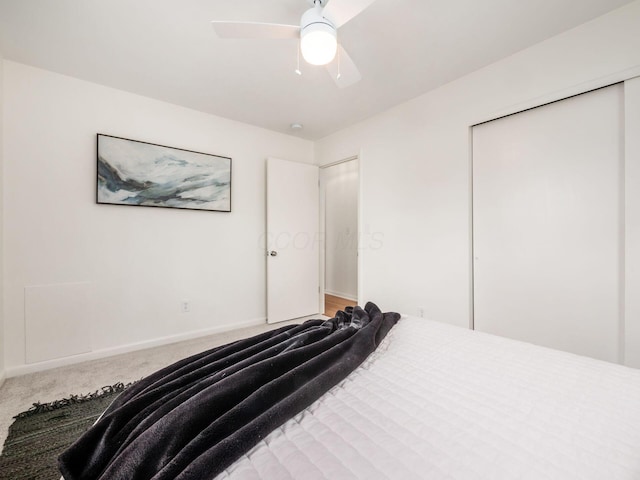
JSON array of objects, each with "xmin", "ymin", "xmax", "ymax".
[{"xmin": 217, "ymin": 316, "xmax": 640, "ymax": 480}]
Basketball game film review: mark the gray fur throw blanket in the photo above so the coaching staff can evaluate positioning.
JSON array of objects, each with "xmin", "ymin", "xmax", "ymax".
[{"xmin": 59, "ymin": 302, "xmax": 400, "ymax": 480}]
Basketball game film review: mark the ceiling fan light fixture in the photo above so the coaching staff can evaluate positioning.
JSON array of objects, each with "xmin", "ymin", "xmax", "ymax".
[{"xmin": 300, "ymin": 8, "xmax": 337, "ymax": 66}]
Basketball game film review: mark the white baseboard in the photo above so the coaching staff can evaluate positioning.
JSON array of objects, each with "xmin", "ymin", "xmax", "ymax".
[
  {"xmin": 324, "ymin": 289, "xmax": 358, "ymax": 302},
  {"xmin": 5, "ymin": 317, "xmax": 266, "ymax": 378},
  {"xmin": 0, "ymin": 370, "xmax": 6, "ymax": 389}
]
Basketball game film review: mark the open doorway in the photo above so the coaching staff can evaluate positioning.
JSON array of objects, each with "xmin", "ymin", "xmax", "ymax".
[{"xmin": 320, "ymin": 157, "xmax": 359, "ymax": 317}]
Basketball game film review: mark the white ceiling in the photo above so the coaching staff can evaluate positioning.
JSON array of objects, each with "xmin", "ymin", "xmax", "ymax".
[{"xmin": 0, "ymin": 0, "xmax": 633, "ymax": 140}]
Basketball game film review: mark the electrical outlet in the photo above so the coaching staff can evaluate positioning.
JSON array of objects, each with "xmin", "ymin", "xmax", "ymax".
[
  {"xmin": 417, "ymin": 306, "xmax": 425, "ymax": 318},
  {"xmin": 181, "ymin": 301, "xmax": 191, "ymax": 313}
]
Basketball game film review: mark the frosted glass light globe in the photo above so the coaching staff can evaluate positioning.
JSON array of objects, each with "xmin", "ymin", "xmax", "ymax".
[{"xmin": 301, "ymin": 23, "xmax": 337, "ymax": 65}]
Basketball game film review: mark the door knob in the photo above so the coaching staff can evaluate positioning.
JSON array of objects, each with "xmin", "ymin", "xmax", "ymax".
[{"xmin": 269, "ymin": 251, "xmax": 278, "ymax": 257}]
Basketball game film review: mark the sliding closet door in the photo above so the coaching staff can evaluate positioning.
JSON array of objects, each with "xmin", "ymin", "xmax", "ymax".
[{"xmin": 473, "ymin": 84, "xmax": 623, "ymax": 363}]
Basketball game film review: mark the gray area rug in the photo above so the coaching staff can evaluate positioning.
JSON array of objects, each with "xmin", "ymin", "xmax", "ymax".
[{"xmin": 0, "ymin": 383, "xmax": 130, "ymax": 480}]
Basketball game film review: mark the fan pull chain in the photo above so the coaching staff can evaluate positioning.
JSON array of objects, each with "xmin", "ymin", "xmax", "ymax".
[
  {"xmin": 336, "ymin": 47, "xmax": 342, "ymax": 80},
  {"xmin": 295, "ymin": 41, "xmax": 302, "ymax": 76}
]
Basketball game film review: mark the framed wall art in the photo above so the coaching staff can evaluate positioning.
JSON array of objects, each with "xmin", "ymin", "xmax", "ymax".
[{"xmin": 97, "ymin": 134, "xmax": 232, "ymax": 212}]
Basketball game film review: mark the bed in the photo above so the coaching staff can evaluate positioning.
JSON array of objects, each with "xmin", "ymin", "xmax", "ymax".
[{"xmin": 61, "ymin": 307, "xmax": 640, "ymax": 479}]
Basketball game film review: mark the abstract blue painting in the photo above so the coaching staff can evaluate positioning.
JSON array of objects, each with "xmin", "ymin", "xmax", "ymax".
[{"xmin": 97, "ymin": 134, "xmax": 231, "ymax": 212}]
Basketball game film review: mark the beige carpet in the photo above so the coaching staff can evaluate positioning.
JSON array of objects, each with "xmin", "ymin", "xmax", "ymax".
[{"xmin": 0, "ymin": 316, "xmax": 324, "ymax": 454}]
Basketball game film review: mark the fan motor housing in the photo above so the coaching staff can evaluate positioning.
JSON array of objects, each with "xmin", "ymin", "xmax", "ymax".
[{"xmin": 300, "ymin": 6, "xmax": 335, "ymax": 32}]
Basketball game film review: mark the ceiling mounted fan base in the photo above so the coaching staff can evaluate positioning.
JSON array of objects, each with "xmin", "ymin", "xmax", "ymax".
[{"xmin": 306, "ymin": 0, "xmax": 329, "ymax": 7}]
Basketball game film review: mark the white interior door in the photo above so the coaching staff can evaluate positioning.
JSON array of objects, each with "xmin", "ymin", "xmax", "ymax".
[
  {"xmin": 266, "ymin": 158, "xmax": 320, "ymax": 323},
  {"xmin": 472, "ymin": 84, "xmax": 624, "ymax": 363}
]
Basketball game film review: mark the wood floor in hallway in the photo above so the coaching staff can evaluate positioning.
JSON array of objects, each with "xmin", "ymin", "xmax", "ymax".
[{"xmin": 324, "ymin": 294, "xmax": 357, "ymax": 318}]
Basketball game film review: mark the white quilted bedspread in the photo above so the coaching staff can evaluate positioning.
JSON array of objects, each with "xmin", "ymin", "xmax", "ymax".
[{"xmin": 218, "ymin": 316, "xmax": 640, "ymax": 480}]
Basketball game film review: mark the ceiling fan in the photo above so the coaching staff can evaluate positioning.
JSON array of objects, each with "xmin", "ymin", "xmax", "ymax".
[{"xmin": 211, "ymin": 0, "xmax": 376, "ymax": 88}]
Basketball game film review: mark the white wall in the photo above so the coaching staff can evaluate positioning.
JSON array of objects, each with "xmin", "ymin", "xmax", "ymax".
[
  {"xmin": 323, "ymin": 161, "xmax": 358, "ymax": 300},
  {"xmin": 315, "ymin": 0, "xmax": 640, "ymax": 343},
  {"xmin": 3, "ymin": 61, "xmax": 314, "ymax": 375},
  {"xmin": 0, "ymin": 53, "xmax": 4, "ymax": 385},
  {"xmin": 4, "ymin": 3, "xmax": 640, "ymax": 374}
]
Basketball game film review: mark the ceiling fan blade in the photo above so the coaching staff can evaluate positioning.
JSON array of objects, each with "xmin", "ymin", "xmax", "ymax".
[
  {"xmin": 211, "ymin": 21, "xmax": 300, "ymax": 39},
  {"xmin": 325, "ymin": 44, "xmax": 362, "ymax": 88},
  {"xmin": 322, "ymin": 0, "xmax": 376, "ymax": 28}
]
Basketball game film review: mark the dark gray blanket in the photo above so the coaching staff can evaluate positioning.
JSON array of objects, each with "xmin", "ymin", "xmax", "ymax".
[{"xmin": 58, "ymin": 302, "xmax": 400, "ymax": 480}]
